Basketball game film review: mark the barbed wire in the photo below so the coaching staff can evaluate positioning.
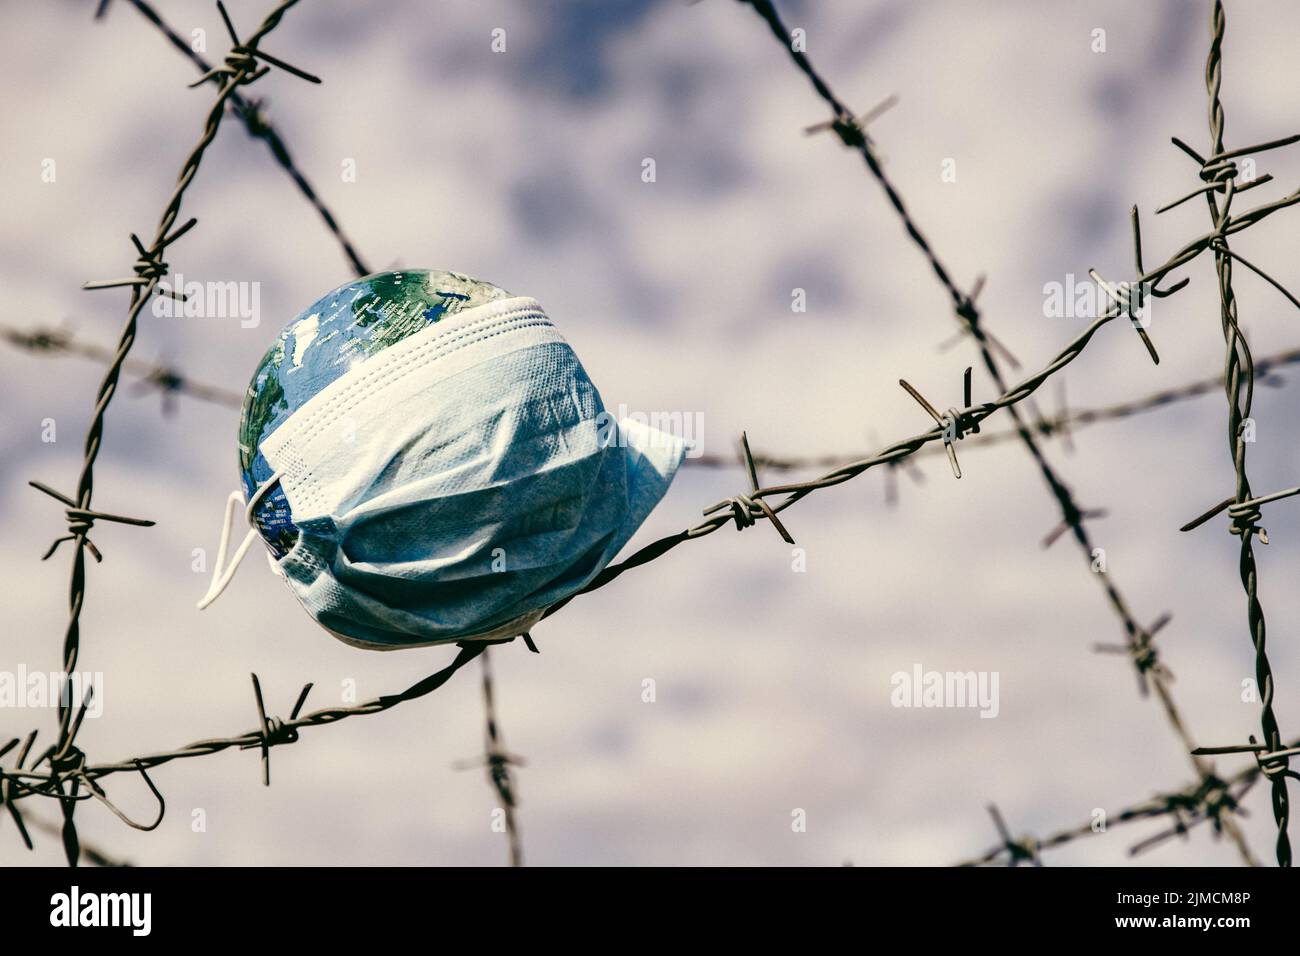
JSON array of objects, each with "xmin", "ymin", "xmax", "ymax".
[
  {"xmin": 3, "ymin": 302, "xmax": 1131, "ymax": 812},
  {"xmin": 103, "ymin": 0, "xmax": 371, "ymax": 278},
  {"xmin": 0, "ymin": 322, "xmax": 243, "ymax": 413},
  {"xmin": 533, "ymin": 182, "xmax": 1298, "ymax": 620},
  {"xmin": 6, "ymin": 0, "xmax": 1297, "ymax": 869},
  {"xmin": 9, "ymin": 316, "xmax": 1300, "ymax": 463},
  {"xmin": 454, "ymin": 647, "xmax": 526, "ymax": 867},
  {"xmin": 2, "ymin": 0, "xmax": 530, "ymax": 868},
  {"xmin": 25, "ymin": 813, "xmax": 130, "ymax": 868},
  {"xmin": 19, "ymin": 0, "xmax": 320, "ymax": 866},
  {"xmin": 954, "ymin": 740, "xmax": 1300, "ymax": 866},
  {"xmin": 731, "ymin": 0, "xmax": 1300, "ymax": 865},
  {"xmin": 1178, "ymin": 0, "xmax": 1299, "ymax": 868},
  {"xmin": 683, "ymin": 344, "xmax": 1300, "ymax": 476}
]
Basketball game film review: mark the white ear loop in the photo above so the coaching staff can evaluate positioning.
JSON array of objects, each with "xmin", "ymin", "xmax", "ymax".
[{"xmin": 196, "ymin": 471, "xmax": 283, "ymax": 610}]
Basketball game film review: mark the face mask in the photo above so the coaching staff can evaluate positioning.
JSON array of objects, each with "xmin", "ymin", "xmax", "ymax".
[{"xmin": 198, "ymin": 294, "xmax": 686, "ymax": 649}]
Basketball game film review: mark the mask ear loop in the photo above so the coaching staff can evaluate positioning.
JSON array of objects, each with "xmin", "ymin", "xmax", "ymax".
[{"xmin": 196, "ymin": 471, "xmax": 283, "ymax": 610}]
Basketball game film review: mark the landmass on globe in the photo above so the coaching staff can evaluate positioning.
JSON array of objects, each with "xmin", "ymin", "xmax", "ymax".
[{"xmin": 237, "ymin": 270, "xmax": 511, "ymax": 557}]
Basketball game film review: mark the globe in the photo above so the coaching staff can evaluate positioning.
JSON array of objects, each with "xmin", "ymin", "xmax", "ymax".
[{"xmin": 237, "ymin": 270, "xmax": 512, "ymax": 557}]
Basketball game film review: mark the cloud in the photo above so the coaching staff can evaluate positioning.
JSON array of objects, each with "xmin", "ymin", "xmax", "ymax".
[{"xmin": 2, "ymin": 0, "xmax": 1299, "ymax": 866}]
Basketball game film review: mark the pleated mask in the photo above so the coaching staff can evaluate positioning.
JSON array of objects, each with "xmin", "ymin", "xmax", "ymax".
[{"xmin": 198, "ymin": 281, "xmax": 686, "ymax": 649}]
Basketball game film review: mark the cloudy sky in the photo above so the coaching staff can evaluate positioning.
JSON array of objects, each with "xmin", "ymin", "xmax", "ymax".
[{"xmin": 2, "ymin": 0, "xmax": 1300, "ymax": 865}]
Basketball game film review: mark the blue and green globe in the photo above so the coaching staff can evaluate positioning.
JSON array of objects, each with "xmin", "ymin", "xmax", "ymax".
[{"xmin": 238, "ymin": 270, "xmax": 511, "ymax": 557}]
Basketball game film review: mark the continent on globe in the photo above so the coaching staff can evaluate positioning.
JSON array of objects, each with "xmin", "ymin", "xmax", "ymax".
[{"xmin": 237, "ymin": 270, "xmax": 511, "ymax": 557}]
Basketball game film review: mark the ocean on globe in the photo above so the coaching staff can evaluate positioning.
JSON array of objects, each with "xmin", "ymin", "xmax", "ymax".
[{"xmin": 238, "ymin": 270, "xmax": 511, "ymax": 558}]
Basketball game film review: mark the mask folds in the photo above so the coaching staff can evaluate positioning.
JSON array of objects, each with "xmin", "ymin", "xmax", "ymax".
[{"xmin": 246, "ymin": 296, "xmax": 685, "ymax": 649}]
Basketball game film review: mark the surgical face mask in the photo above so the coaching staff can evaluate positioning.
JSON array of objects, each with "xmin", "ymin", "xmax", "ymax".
[{"xmin": 199, "ymin": 295, "xmax": 686, "ymax": 649}]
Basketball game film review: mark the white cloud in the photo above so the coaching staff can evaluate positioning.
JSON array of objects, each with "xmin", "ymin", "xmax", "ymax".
[{"xmin": 2, "ymin": 0, "xmax": 1299, "ymax": 866}]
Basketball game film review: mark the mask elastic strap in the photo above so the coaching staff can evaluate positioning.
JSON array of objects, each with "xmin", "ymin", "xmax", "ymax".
[{"xmin": 196, "ymin": 471, "xmax": 283, "ymax": 610}]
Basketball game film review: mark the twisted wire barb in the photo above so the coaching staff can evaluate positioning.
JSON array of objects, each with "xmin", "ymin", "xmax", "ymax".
[
  {"xmin": 729, "ymin": 0, "xmax": 1300, "ymax": 865},
  {"xmin": 1, "ymin": 323, "xmax": 243, "ymax": 411},
  {"xmin": 955, "ymin": 745, "xmax": 1284, "ymax": 866},
  {"xmin": 24, "ymin": 0, "xmax": 315, "ymax": 866},
  {"xmin": 111, "ymin": 0, "xmax": 371, "ymax": 278},
  {"xmin": 10, "ymin": 0, "xmax": 525, "ymax": 867},
  {"xmin": 4, "ymin": 642, "xmax": 491, "ymax": 804},
  {"xmin": 1182, "ymin": 0, "xmax": 1298, "ymax": 867},
  {"xmin": 454, "ymin": 648, "xmax": 525, "ymax": 866},
  {"xmin": 9, "ymin": 0, "xmax": 1295, "ymax": 868},
  {"xmin": 683, "ymin": 345, "xmax": 1300, "ymax": 475}
]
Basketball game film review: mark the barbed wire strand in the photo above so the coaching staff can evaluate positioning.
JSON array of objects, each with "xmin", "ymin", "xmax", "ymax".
[
  {"xmin": 683, "ymin": 344, "xmax": 1300, "ymax": 474},
  {"xmin": 955, "ymin": 743, "xmax": 1294, "ymax": 866},
  {"xmin": 0, "ymin": 221, "xmax": 1255, "ymax": 859},
  {"xmin": 9, "ymin": 318, "xmax": 1300, "ymax": 456},
  {"xmin": 24, "ymin": 0, "xmax": 316, "ymax": 866},
  {"xmin": 6, "ymin": 0, "xmax": 1294, "ymax": 868},
  {"xmin": 6, "ymin": 643, "xmax": 489, "ymax": 797},
  {"xmin": 4, "ymin": 0, "xmax": 530, "ymax": 869},
  {"xmin": 3, "ymin": 305, "xmax": 1132, "ymax": 816},
  {"xmin": 107, "ymin": 0, "xmax": 371, "ymax": 278},
  {"xmin": 527, "ymin": 182, "xmax": 1300, "ymax": 616},
  {"xmin": 0, "ymin": 322, "xmax": 243, "ymax": 412},
  {"xmin": 454, "ymin": 647, "xmax": 525, "ymax": 866},
  {"xmin": 728, "ymin": 0, "xmax": 1299, "ymax": 865},
  {"xmin": 1181, "ymin": 0, "xmax": 1296, "ymax": 867}
]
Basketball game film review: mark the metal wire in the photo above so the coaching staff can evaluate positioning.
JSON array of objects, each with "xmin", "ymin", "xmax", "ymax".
[
  {"xmin": 730, "ymin": 0, "xmax": 1299, "ymax": 865},
  {"xmin": 6, "ymin": 0, "xmax": 1298, "ymax": 869},
  {"xmin": 1, "ymin": 1, "xmax": 530, "ymax": 868},
  {"xmin": 108, "ymin": 0, "xmax": 371, "ymax": 279},
  {"xmin": 1180, "ymin": 0, "xmax": 1297, "ymax": 868},
  {"xmin": 13, "ymin": 321, "xmax": 1300, "ymax": 453},
  {"xmin": 454, "ymin": 647, "xmax": 526, "ymax": 866},
  {"xmin": 955, "ymin": 743, "xmax": 1290, "ymax": 867},
  {"xmin": 25, "ymin": 813, "xmax": 130, "ymax": 868},
  {"xmin": 1, "ymin": 300, "xmax": 1183, "ymax": 817},
  {"xmin": 0, "ymin": 323, "xmax": 243, "ymax": 412},
  {"xmin": 683, "ymin": 344, "xmax": 1300, "ymax": 475},
  {"xmin": 20, "ymin": 0, "xmax": 319, "ymax": 866}
]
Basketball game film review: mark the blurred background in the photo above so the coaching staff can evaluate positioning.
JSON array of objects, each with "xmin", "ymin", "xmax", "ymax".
[{"xmin": 2, "ymin": 0, "xmax": 1300, "ymax": 865}]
